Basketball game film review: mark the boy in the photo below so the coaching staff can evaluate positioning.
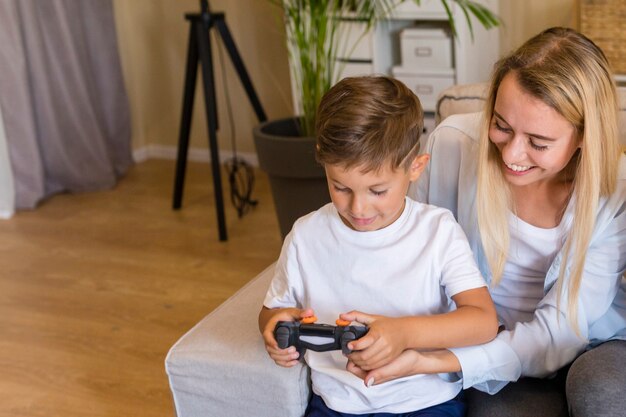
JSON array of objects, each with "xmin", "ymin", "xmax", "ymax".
[{"xmin": 258, "ymin": 76, "xmax": 498, "ymax": 416}]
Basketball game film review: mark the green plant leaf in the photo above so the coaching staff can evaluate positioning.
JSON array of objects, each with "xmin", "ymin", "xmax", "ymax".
[{"xmin": 278, "ymin": 0, "xmax": 499, "ymax": 135}]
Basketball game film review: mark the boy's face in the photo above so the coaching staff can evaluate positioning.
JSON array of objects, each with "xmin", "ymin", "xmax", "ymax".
[{"xmin": 324, "ymin": 155, "xmax": 428, "ymax": 232}]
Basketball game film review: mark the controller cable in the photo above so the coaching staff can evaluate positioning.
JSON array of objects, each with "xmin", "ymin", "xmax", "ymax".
[{"xmin": 215, "ymin": 31, "xmax": 258, "ymax": 218}]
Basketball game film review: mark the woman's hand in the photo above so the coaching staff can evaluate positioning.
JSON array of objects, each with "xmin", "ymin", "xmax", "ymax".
[
  {"xmin": 340, "ymin": 310, "xmax": 409, "ymax": 370},
  {"xmin": 346, "ymin": 349, "xmax": 462, "ymax": 387}
]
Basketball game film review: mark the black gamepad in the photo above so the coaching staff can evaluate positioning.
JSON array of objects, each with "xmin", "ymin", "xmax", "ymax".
[{"xmin": 274, "ymin": 320, "xmax": 369, "ymax": 356}]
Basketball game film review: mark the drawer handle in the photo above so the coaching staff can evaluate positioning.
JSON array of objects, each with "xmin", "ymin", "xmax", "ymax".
[
  {"xmin": 414, "ymin": 47, "xmax": 432, "ymax": 57},
  {"xmin": 415, "ymin": 85, "xmax": 434, "ymax": 95}
]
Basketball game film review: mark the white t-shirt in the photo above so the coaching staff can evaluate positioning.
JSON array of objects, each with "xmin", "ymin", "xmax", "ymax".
[
  {"xmin": 264, "ymin": 197, "xmax": 487, "ymax": 414},
  {"xmin": 491, "ymin": 204, "xmax": 573, "ymax": 328}
]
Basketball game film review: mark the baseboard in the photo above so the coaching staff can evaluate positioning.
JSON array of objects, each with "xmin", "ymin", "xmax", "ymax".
[
  {"xmin": 132, "ymin": 145, "xmax": 258, "ymax": 167},
  {"xmin": 0, "ymin": 208, "xmax": 14, "ymax": 219}
]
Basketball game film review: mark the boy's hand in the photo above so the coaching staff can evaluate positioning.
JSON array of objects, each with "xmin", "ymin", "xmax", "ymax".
[
  {"xmin": 340, "ymin": 310, "xmax": 408, "ymax": 370},
  {"xmin": 259, "ymin": 307, "xmax": 315, "ymax": 368}
]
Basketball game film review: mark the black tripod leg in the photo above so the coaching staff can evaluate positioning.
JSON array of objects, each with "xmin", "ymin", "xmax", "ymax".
[
  {"xmin": 215, "ymin": 19, "xmax": 267, "ymax": 122},
  {"xmin": 196, "ymin": 19, "xmax": 228, "ymax": 241},
  {"xmin": 173, "ymin": 21, "xmax": 200, "ymax": 210}
]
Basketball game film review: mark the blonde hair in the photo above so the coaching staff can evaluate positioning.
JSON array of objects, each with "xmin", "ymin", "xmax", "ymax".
[
  {"xmin": 315, "ymin": 76, "xmax": 424, "ymax": 172},
  {"xmin": 477, "ymin": 27, "xmax": 621, "ymax": 330}
]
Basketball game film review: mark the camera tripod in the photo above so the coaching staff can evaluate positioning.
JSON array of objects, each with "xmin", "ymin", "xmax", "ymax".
[{"xmin": 172, "ymin": 0, "xmax": 267, "ymax": 241}]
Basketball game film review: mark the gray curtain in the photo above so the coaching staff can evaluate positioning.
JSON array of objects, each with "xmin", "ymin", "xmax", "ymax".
[{"xmin": 0, "ymin": 0, "xmax": 132, "ymax": 209}]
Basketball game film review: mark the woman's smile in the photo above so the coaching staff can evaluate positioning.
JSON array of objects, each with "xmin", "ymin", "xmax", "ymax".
[{"xmin": 504, "ymin": 161, "xmax": 535, "ymax": 175}]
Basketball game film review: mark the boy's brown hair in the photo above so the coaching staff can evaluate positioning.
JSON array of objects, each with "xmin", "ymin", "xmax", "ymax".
[{"xmin": 315, "ymin": 76, "xmax": 424, "ymax": 172}]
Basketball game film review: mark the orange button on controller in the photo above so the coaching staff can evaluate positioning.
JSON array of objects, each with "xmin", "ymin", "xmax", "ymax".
[{"xmin": 335, "ymin": 319, "xmax": 351, "ymax": 327}]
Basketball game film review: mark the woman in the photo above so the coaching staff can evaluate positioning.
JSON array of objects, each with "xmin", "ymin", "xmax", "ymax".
[{"xmin": 345, "ymin": 27, "xmax": 625, "ymax": 416}]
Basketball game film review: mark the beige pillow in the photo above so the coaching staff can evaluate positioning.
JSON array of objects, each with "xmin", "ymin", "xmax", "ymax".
[{"xmin": 435, "ymin": 83, "xmax": 489, "ymax": 124}]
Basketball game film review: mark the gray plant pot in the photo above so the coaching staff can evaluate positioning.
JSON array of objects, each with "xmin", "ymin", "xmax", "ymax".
[{"xmin": 253, "ymin": 117, "xmax": 330, "ymax": 238}]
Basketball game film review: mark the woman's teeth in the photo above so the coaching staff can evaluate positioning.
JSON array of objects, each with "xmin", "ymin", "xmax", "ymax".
[{"xmin": 506, "ymin": 162, "xmax": 532, "ymax": 172}]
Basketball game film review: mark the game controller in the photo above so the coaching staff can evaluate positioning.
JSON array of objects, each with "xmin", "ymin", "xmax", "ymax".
[{"xmin": 274, "ymin": 318, "xmax": 368, "ymax": 356}]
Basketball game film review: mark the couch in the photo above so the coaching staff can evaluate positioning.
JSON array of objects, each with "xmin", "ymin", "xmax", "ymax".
[{"xmin": 165, "ymin": 84, "xmax": 626, "ymax": 417}]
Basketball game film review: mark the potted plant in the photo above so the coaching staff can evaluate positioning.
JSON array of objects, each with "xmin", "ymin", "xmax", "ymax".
[{"xmin": 254, "ymin": 0, "xmax": 499, "ymax": 238}]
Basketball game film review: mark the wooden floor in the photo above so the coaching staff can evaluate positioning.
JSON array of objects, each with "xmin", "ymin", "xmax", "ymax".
[{"xmin": 0, "ymin": 159, "xmax": 282, "ymax": 417}]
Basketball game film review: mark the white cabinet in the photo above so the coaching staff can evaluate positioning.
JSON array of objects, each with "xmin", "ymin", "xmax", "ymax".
[
  {"xmin": 335, "ymin": 0, "xmax": 500, "ymax": 113},
  {"xmin": 392, "ymin": 67, "xmax": 455, "ymax": 111},
  {"xmin": 399, "ymin": 27, "xmax": 454, "ymax": 69}
]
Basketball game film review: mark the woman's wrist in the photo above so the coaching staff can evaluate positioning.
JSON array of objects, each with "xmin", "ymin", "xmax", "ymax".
[{"xmin": 419, "ymin": 349, "xmax": 462, "ymax": 374}]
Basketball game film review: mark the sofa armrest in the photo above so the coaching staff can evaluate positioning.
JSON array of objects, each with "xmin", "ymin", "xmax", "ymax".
[{"xmin": 165, "ymin": 263, "xmax": 311, "ymax": 417}]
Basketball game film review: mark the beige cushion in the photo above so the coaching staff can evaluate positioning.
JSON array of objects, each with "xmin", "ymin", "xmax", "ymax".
[{"xmin": 435, "ymin": 83, "xmax": 489, "ymax": 124}]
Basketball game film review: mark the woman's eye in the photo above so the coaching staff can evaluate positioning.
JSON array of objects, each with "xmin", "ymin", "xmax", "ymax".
[
  {"xmin": 494, "ymin": 120, "xmax": 510, "ymax": 133},
  {"xmin": 371, "ymin": 189, "xmax": 387, "ymax": 196},
  {"xmin": 529, "ymin": 140, "xmax": 548, "ymax": 151}
]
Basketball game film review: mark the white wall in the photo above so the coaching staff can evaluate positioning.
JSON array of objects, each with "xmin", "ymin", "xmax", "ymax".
[{"xmin": 113, "ymin": 0, "xmax": 293, "ymax": 160}]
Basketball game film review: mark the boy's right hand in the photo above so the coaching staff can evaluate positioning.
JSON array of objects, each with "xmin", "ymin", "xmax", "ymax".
[
  {"xmin": 259, "ymin": 306, "xmax": 315, "ymax": 368},
  {"xmin": 339, "ymin": 310, "xmax": 407, "ymax": 370}
]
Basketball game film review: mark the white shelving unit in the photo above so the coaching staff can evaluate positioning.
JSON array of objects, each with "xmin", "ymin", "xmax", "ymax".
[{"xmin": 335, "ymin": 0, "xmax": 500, "ymax": 116}]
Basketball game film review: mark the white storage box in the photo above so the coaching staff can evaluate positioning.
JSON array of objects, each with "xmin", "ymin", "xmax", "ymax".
[
  {"xmin": 400, "ymin": 27, "xmax": 453, "ymax": 69},
  {"xmin": 392, "ymin": 66, "xmax": 455, "ymax": 112}
]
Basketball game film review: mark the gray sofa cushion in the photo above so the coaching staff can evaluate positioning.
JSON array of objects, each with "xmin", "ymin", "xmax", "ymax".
[{"xmin": 165, "ymin": 264, "xmax": 310, "ymax": 417}]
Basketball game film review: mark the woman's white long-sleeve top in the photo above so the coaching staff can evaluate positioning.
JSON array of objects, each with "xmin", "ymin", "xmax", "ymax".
[{"xmin": 409, "ymin": 112, "xmax": 626, "ymax": 394}]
